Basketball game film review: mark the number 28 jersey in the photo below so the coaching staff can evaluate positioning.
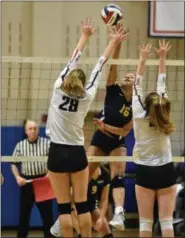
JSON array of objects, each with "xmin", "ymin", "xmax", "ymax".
[{"xmin": 46, "ymin": 50, "xmax": 107, "ymax": 145}]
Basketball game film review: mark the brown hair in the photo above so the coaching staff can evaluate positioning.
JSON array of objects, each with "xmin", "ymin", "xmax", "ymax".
[
  {"xmin": 61, "ymin": 69, "xmax": 86, "ymax": 97},
  {"xmin": 144, "ymin": 92, "xmax": 175, "ymax": 135}
]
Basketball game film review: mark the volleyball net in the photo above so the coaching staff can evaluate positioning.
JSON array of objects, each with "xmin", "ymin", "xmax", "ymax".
[{"xmin": 1, "ymin": 56, "xmax": 184, "ymax": 163}]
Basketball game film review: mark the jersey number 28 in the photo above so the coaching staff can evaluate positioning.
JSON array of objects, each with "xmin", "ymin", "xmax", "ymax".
[{"xmin": 59, "ymin": 95, "xmax": 79, "ymax": 112}]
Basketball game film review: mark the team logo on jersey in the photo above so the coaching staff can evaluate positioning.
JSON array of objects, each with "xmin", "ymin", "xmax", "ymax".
[{"xmin": 97, "ymin": 180, "xmax": 104, "ymax": 184}]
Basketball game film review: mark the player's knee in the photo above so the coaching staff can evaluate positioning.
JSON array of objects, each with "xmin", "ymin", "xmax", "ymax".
[
  {"xmin": 75, "ymin": 201, "xmax": 90, "ymax": 215},
  {"xmin": 111, "ymin": 175, "xmax": 124, "ymax": 189},
  {"xmin": 159, "ymin": 218, "xmax": 173, "ymax": 231},
  {"xmin": 58, "ymin": 202, "xmax": 71, "ymax": 215},
  {"xmin": 140, "ymin": 218, "xmax": 153, "ymax": 233}
]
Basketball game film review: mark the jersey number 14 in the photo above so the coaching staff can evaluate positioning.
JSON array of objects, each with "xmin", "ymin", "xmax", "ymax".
[{"xmin": 59, "ymin": 95, "xmax": 79, "ymax": 112}]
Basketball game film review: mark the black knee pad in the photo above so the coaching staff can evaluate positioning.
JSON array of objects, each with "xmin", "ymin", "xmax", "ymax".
[
  {"xmin": 75, "ymin": 201, "xmax": 89, "ymax": 215},
  {"xmin": 58, "ymin": 202, "xmax": 71, "ymax": 215},
  {"xmin": 111, "ymin": 175, "xmax": 125, "ymax": 189}
]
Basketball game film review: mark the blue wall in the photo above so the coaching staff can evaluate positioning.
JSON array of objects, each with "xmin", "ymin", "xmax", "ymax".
[{"xmin": 1, "ymin": 126, "xmax": 136, "ymax": 227}]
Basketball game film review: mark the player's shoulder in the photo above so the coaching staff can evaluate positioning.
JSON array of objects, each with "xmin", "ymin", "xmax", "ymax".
[
  {"xmin": 106, "ymin": 83, "xmax": 121, "ymax": 95},
  {"xmin": 106, "ymin": 83, "xmax": 120, "ymax": 90}
]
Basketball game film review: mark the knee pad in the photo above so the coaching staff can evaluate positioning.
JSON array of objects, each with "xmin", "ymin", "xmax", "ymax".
[
  {"xmin": 58, "ymin": 202, "xmax": 71, "ymax": 215},
  {"xmin": 160, "ymin": 218, "xmax": 173, "ymax": 231},
  {"xmin": 75, "ymin": 201, "xmax": 89, "ymax": 215},
  {"xmin": 140, "ymin": 218, "xmax": 153, "ymax": 232},
  {"xmin": 111, "ymin": 175, "xmax": 124, "ymax": 189}
]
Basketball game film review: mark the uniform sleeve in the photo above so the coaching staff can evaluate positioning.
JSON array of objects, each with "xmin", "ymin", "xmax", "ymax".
[
  {"xmin": 132, "ymin": 74, "xmax": 145, "ymax": 118},
  {"xmin": 54, "ymin": 49, "xmax": 82, "ymax": 89},
  {"xmin": 85, "ymin": 56, "xmax": 107, "ymax": 100},
  {"xmin": 11, "ymin": 142, "xmax": 21, "ymax": 165},
  {"xmin": 157, "ymin": 73, "xmax": 168, "ymax": 98}
]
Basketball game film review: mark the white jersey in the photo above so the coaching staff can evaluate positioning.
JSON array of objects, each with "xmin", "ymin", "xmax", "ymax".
[
  {"xmin": 132, "ymin": 73, "xmax": 172, "ymax": 166},
  {"xmin": 46, "ymin": 49, "xmax": 107, "ymax": 145}
]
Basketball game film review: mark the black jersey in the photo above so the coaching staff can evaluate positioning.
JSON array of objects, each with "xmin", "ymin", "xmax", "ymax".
[
  {"xmin": 88, "ymin": 166, "xmax": 110, "ymax": 205},
  {"xmin": 97, "ymin": 84, "xmax": 132, "ymax": 128}
]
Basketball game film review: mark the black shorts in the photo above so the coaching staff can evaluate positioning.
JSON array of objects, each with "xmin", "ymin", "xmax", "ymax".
[
  {"xmin": 90, "ymin": 129, "xmax": 126, "ymax": 154},
  {"xmin": 47, "ymin": 142, "xmax": 88, "ymax": 173},
  {"xmin": 136, "ymin": 162, "xmax": 176, "ymax": 190},
  {"xmin": 88, "ymin": 199, "xmax": 99, "ymax": 213}
]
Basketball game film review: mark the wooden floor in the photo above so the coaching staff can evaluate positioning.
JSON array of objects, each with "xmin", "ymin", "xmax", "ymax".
[{"xmin": 1, "ymin": 229, "xmax": 139, "ymax": 237}]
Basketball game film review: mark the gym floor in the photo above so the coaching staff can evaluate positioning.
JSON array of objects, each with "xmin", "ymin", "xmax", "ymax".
[{"xmin": 1, "ymin": 229, "xmax": 138, "ymax": 237}]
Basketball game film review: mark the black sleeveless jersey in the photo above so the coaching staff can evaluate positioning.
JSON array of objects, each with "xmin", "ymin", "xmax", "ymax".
[
  {"xmin": 97, "ymin": 84, "xmax": 132, "ymax": 127},
  {"xmin": 88, "ymin": 166, "xmax": 110, "ymax": 204}
]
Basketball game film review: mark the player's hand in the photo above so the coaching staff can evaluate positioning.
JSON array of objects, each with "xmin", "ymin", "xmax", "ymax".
[
  {"xmin": 109, "ymin": 24, "xmax": 129, "ymax": 44},
  {"xmin": 81, "ymin": 17, "xmax": 96, "ymax": 38},
  {"xmin": 93, "ymin": 118, "xmax": 104, "ymax": 130},
  {"xmin": 16, "ymin": 176, "xmax": 27, "ymax": 187},
  {"xmin": 139, "ymin": 42, "xmax": 152, "ymax": 60},
  {"xmin": 156, "ymin": 39, "xmax": 171, "ymax": 58},
  {"xmin": 94, "ymin": 217, "xmax": 104, "ymax": 231}
]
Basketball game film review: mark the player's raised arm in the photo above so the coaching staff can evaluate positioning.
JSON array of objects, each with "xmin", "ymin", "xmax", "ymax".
[
  {"xmin": 133, "ymin": 42, "xmax": 152, "ymax": 118},
  {"xmin": 106, "ymin": 23, "xmax": 128, "ymax": 86},
  {"xmin": 54, "ymin": 17, "xmax": 96, "ymax": 88},
  {"xmin": 86, "ymin": 26, "xmax": 127, "ymax": 99},
  {"xmin": 156, "ymin": 39, "xmax": 171, "ymax": 98}
]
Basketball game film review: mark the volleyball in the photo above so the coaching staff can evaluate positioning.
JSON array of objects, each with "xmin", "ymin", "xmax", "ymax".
[{"xmin": 101, "ymin": 4, "xmax": 123, "ymax": 26}]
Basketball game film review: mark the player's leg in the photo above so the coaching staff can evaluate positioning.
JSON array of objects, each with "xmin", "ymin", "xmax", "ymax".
[
  {"xmin": 87, "ymin": 145, "xmax": 106, "ymax": 179},
  {"xmin": 71, "ymin": 206, "xmax": 81, "ymax": 237},
  {"xmin": 136, "ymin": 185, "xmax": 156, "ymax": 237},
  {"xmin": 91, "ymin": 208, "xmax": 113, "ymax": 237},
  {"xmin": 109, "ymin": 146, "xmax": 127, "ymax": 230},
  {"xmin": 156, "ymin": 162, "xmax": 177, "ymax": 237},
  {"xmin": 48, "ymin": 171, "xmax": 73, "ymax": 237},
  {"xmin": 71, "ymin": 166, "xmax": 92, "ymax": 237},
  {"xmin": 88, "ymin": 130, "xmax": 107, "ymax": 179},
  {"xmin": 157, "ymin": 185, "xmax": 177, "ymax": 237}
]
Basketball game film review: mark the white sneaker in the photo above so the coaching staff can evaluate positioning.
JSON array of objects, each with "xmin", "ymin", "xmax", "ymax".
[
  {"xmin": 109, "ymin": 213, "xmax": 125, "ymax": 231},
  {"xmin": 50, "ymin": 218, "xmax": 62, "ymax": 237}
]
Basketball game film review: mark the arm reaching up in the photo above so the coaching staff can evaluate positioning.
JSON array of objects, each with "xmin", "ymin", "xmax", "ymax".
[
  {"xmin": 106, "ymin": 22, "xmax": 128, "ymax": 86},
  {"xmin": 54, "ymin": 17, "xmax": 96, "ymax": 89},
  {"xmin": 86, "ymin": 25, "xmax": 128, "ymax": 99},
  {"xmin": 156, "ymin": 39, "xmax": 171, "ymax": 98},
  {"xmin": 133, "ymin": 42, "xmax": 152, "ymax": 118}
]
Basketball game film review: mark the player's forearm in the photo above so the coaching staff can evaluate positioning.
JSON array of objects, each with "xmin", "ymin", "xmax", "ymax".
[
  {"xmin": 136, "ymin": 58, "xmax": 146, "ymax": 77},
  {"xmin": 102, "ymin": 40, "xmax": 119, "ymax": 60},
  {"xmin": 122, "ymin": 120, "xmax": 133, "ymax": 137},
  {"xmin": 11, "ymin": 164, "xmax": 20, "ymax": 179},
  {"xmin": 99, "ymin": 199, "xmax": 108, "ymax": 218},
  {"xmin": 104, "ymin": 123, "xmax": 124, "ymax": 136},
  {"xmin": 75, "ymin": 34, "xmax": 89, "ymax": 52},
  {"xmin": 107, "ymin": 43, "xmax": 121, "ymax": 86},
  {"xmin": 158, "ymin": 57, "xmax": 166, "ymax": 74}
]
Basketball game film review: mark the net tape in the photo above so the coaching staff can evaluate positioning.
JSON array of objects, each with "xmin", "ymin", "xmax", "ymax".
[
  {"xmin": 2, "ymin": 56, "xmax": 184, "ymax": 66},
  {"xmin": 1, "ymin": 156, "xmax": 184, "ymax": 163}
]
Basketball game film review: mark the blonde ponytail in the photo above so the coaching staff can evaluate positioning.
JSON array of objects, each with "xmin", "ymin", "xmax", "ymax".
[
  {"xmin": 145, "ymin": 93, "xmax": 175, "ymax": 135},
  {"xmin": 61, "ymin": 69, "xmax": 86, "ymax": 97}
]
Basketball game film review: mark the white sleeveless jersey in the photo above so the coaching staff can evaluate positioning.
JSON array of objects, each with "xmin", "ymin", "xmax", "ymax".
[
  {"xmin": 132, "ymin": 73, "xmax": 172, "ymax": 166},
  {"xmin": 46, "ymin": 50, "xmax": 106, "ymax": 145}
]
